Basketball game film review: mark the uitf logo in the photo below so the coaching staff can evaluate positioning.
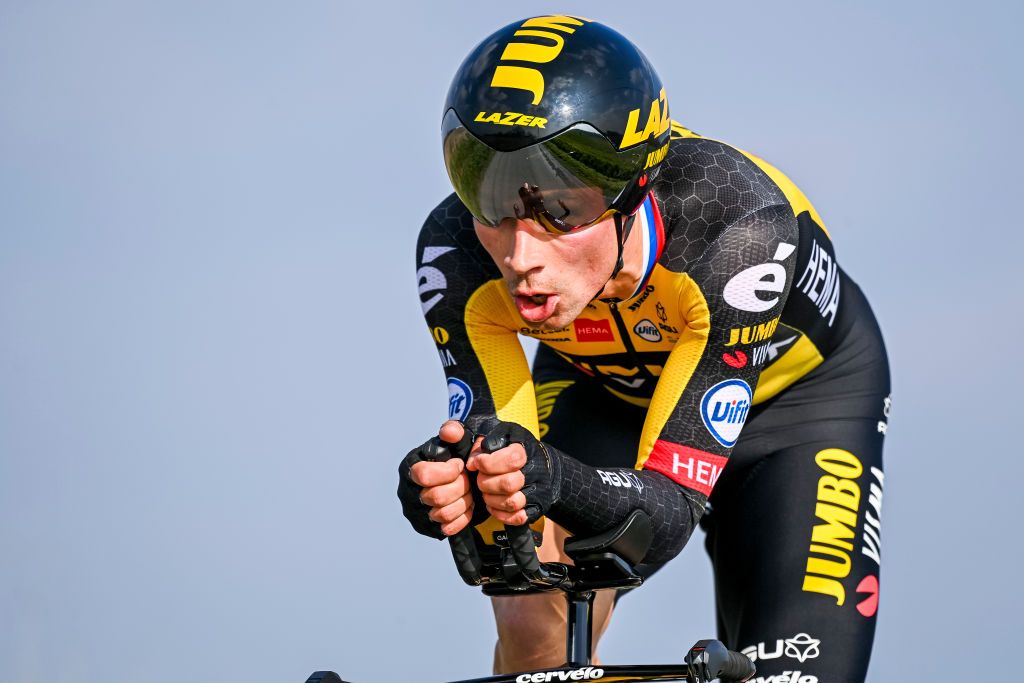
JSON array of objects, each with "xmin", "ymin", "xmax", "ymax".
[{"xmin": 700, "ymin": 379, "xmax": 752, "ymax": 447}]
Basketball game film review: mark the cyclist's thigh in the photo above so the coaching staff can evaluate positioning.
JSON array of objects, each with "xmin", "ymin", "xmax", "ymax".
[{"xmin": 706, "ymin": 417, "xmax": 886, "ymax": 683}]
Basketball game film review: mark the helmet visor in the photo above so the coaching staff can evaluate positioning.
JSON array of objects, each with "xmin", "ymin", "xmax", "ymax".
[{"xmin": 442, "ymin": 110, "xmax": 647, "ymax": 231}]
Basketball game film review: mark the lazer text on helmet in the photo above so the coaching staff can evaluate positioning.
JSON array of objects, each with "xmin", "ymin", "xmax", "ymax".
[{"xmin": 620, "ymin": 87, "xmax": 670, "ymax": 149}]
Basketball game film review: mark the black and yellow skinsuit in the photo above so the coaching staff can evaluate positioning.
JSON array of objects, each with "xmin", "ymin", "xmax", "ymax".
[{"xmin": 417, "ymin": 123, "xmax": 890, "ymax": 682}]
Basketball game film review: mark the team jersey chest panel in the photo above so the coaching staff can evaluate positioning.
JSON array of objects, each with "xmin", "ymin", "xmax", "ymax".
[{"xmin": 517, "ymin": 264, "xmax": 695, "ymax": 405}]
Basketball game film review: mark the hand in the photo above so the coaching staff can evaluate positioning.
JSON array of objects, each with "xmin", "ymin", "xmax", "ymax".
[
  {"xmin": 468, "ymin": 421, "xmax": 560, "ymax": 526},
  {"xmin": 397, "ymin": 421, "xmax": 476, "ymax": 538}
]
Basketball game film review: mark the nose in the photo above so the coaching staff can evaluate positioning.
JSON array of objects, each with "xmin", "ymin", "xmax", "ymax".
[{"xmin": 506, "ymin": 221, "xmax": 546, "ymax": 276}]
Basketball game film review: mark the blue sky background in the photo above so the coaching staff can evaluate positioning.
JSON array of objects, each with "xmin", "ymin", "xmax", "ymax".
[{"xmin": 1, "ymin": 1, "xmax": 1022, "ymax": 681}]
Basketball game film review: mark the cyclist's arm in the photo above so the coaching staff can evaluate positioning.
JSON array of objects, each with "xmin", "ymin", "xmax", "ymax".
[
  {"xmin": 417, "ymin": 196, "xmax": 548, "ymax": 542},
  {"xmin": 548, "ymin": 204, "xmax": 799, "ymax": 563},
  {"xmin": 417, "ymin": 194, "xmax": 538, "ymax": 434}
]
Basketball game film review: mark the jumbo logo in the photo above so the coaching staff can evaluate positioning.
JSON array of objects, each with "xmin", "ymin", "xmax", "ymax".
[
  {"xmin": 491, "ymin": 16, "xmax": 590, "ymax": 105},
  {"xmin": 802, "ymin": 448, "xmax": 862, "ymax": 607},
  {"xmin": 643, "ymin": 141, "xmax": 670, "ymax": 169},
  {"xmin": 620, "ymin": 87, "xmax": 670, "ymax": 149},
  {"xmin": 724, "ymin": 316, "xmax": 780, "ymax": 346}
]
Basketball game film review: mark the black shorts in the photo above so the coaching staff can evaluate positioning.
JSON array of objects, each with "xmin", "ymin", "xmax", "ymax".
[{"xmin": 533, "ymin": 277, "xmax": 890, "ymax": 683}]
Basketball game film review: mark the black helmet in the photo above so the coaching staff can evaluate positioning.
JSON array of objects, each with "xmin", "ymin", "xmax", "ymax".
[{"xmin": 442, "ymin": 16, "xmax": 670, "ymax": 232}]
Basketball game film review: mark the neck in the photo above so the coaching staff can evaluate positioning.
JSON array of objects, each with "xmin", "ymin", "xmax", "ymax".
[{"xmin": 598, "ymin": 214, "xmax": 646, "ymax": 301}]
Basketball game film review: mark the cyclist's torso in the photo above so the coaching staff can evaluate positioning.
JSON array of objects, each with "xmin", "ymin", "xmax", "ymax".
[{"xmin": 417, "ymin": 120, "xmax": 862, "ymax": 500}]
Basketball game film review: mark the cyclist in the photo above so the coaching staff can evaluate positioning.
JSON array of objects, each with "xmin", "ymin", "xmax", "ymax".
[{"xmin": 399, "ymin": 16, "xmax": 890, "ymax": 683}]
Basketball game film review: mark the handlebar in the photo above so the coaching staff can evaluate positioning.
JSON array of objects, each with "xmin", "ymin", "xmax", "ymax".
[
  {"xmin": 686, "ymin": 639, "xmax": 756, "ymax": 682},
  {"xmin": 421, "ymin": 428, "xmax": 484, "ymax": 586}
]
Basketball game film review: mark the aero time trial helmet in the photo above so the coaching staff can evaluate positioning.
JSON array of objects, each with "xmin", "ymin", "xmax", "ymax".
[{"xmin": 442, "ymin": 16, "xmax": 671, "ymax": 233}]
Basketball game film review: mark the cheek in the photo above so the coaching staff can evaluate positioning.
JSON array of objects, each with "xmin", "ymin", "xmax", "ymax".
[
  {"xmin": 564, "ymin": 234, "xmax": 613, "ymax": 281},
  {"xmin": 474, "ymin": 226, "xmax": 507, "ymax": 266}
]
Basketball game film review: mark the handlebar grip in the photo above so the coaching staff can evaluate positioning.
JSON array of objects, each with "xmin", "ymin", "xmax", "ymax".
[
  {"xmin": 717, "ymin": 650, "xmax": 755, "ymax": 682},
  {"xmin": 424, "ymin": 425, "xmax": 482, "ymax": 585},
  {"xmin": 505, "ymin": 523, "xmax": 542, "ymax": 580},
  {"xmin": 448, "ymin": 529, "xmax": 484, "ymax": 585},
  {"xmin": 686, "ymin": 639, "xmax": 755, "ymax": 683},
  {"xmin": 480, "ymin": 428, "xmax": 546, "ymax": 583}
]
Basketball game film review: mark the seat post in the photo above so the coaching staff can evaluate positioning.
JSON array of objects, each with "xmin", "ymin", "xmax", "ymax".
[{"xmin": 564, "ymin": 590, "xmax": 595, "ymax": 667}]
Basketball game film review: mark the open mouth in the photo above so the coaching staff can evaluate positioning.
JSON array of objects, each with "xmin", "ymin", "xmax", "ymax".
[{"xmin": 514, "ymin": 293, "xmax": 558, "ymax": 323}]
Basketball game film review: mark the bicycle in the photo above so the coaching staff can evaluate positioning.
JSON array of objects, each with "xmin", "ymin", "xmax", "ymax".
[{"xmin": 306, "ymin": 508, "xmax": 756, "ymax": 682}]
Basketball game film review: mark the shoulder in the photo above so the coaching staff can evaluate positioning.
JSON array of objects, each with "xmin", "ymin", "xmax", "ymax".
[
  {"xmin": 416, "ymin": 194, "xmax": 502, "ymax": 317},
  {"xmin": 652, "ymin": 124, "xmax": 793, "ymax": 268},
  {"xmin": 653, "ymin": 127, "xmax": 789, "ymax": 225},
  {"xmin": 419, "ymin": 193, "xmax": 477, "ymax": 251}
]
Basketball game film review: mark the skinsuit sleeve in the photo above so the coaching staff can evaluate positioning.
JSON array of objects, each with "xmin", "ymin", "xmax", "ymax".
[{"xmin": 416, "ymin": 194, "xmax": 545, "ymax": 542}]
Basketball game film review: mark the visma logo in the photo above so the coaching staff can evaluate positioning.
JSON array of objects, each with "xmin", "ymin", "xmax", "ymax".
[
  {"xmin": 515, "ymin": 667, "xmax": 603, "ymax": 683},
  {"xmin": 700, "ymin": 379, "xmax": 752, "ymax": 447},
  {"xmin": 447, "ymin": 378, "xmax": 473, "ymax": 421},
  {"xmin": 418, "ymin": 246, "xmax": 456, "ymax": 315}
]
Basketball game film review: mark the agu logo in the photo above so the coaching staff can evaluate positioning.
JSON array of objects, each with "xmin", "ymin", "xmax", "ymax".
[
  {"xmin": 701, "ymin": 379, "xmax": 752, "ymax": 447},
  {"xmin": 447, "ymin": 378, "xmax": 473, "ymax": 421}
]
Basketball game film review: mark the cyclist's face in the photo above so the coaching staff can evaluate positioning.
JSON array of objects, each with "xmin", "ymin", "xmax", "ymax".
[{"xmin": 474, "ymin": 215, "xmax": 618, "ymax": 330}]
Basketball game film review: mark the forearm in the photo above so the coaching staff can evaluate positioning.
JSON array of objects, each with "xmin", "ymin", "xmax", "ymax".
[{"xmin": 547, "ymin": 446, "xmax": 705, "ymax": 564}]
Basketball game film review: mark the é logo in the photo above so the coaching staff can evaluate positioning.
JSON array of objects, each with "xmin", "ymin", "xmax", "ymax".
[{"xmin": 490, "ymin": 16, "xmax": 589, "ymax": 105}]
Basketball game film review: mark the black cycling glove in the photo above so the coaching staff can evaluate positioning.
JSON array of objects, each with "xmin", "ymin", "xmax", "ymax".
[
  {"xmin": 481, "ymin": 421, "xmax": 563, "ymax": 523},
  {"xmin": 397, "ymin": 426, "xmax": 485, "ymax": 539}
]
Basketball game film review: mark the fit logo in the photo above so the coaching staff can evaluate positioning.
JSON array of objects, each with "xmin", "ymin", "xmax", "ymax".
[
  {"xmin": 802, "ymin": 448, "xmax": 863, "ymax": 606},
  {"xmin": 621, "ymin": 87, "xmax": 670, "ymax": 149},
  {"xmin": 491, "ymin": 16, "xmax": 589, "ymax": 105}
]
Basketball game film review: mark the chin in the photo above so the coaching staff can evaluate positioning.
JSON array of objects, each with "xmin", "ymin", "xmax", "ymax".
[{"xmin": 542, "ymin": 300, "xmax": 586, "ymax": 330}]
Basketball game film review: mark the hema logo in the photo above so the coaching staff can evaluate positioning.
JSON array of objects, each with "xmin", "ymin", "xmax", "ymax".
[{"xmin": 515, "ymin": 667, "xmax": 604, "ymax": 683}]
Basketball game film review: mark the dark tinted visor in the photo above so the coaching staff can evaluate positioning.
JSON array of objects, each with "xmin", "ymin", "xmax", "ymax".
[{"xmin": 442, "ymin": 110, "xmax": 646, "ymax": 230}]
